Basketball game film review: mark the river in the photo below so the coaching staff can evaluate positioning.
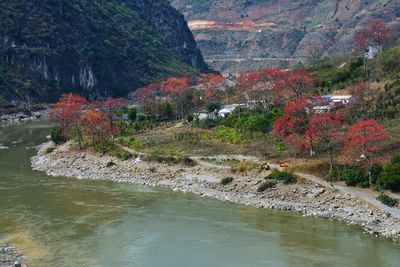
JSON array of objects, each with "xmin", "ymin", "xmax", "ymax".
[{"xmin": 0, "ymin": 121, "xmax": 399, "ymax": 267}]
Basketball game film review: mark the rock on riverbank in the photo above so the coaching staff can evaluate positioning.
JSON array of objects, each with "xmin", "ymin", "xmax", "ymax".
[
  {"xmin": 31, "ymin": 143, "xmax": 400, "ymax": 242},
  {"xmin": 0, "ymin": 244, "xmax": 27, "ymax": 267}
]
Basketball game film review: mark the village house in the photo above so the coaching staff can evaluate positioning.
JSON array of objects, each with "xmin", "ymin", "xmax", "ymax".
[
  {"xmin": 310, "ymin": 95, "xmax": 354, "ymax": 113},
  {"xmin": 366, "ymin": 45, "xmax": 382, "ymax": 59}
]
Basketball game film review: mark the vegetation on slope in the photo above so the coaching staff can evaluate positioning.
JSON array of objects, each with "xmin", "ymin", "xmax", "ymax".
[{"xmin": 0, "ymin": 0, "xmax": 203, "ymax": 107}]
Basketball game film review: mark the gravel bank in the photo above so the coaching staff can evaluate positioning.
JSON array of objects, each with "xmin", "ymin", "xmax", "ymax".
[
  {"xmin": 0, "ymin": 244, "xmax": 27, "ymax": 267},
  {"xmin": 31, "ymin": 143, "xmax": 400, "ymax": 242},
  {"xmin": 0, "ymin": 110, "xmax": 47, "ymax": 127}
]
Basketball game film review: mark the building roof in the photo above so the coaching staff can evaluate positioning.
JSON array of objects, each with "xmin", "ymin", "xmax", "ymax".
[{"xmin": 330, "ymin": 95, "xmax": 353, "ymax": 100}]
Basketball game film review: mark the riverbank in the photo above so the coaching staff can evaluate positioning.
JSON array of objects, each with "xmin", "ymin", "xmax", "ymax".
[
  {"xmin": 0, "ymin": 244, "xmax": 27, "ymax": 267},
  {"xmin": 0, "ymin": 110, "xmax": 47, "ymax": 127},
  {"xmin": 31, "ymin": 142, "xmax": 400, "ymax": 242}
]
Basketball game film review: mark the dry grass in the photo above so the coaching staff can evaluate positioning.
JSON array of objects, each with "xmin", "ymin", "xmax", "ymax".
[
  {"xmin": 135, "ymin": 123, "xmax": 277, "ymax": 157},
  {"xmin": 232, "ymin": 161, "xmax": 258, "ymax": 173},
  {"xmin": 290, "ymin": 159, "xmax": 330, "ymax": 178}
]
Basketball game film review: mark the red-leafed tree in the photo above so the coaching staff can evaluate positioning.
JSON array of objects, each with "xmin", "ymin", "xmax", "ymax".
[
  {"xmin": 342, "ymin": 119, "xmax": 389, "ymax": 184},
  {"xmin": 236, "ymin": 68, "xmax": 312, "ymax": 107},
  {"xmin": 345, "ymin": 82, "xmax": 375, "ymax": 121},
  {"xmin": 201, "ymin": 73, "xmax": 225, "ymax": 101},
  {"xmin": 49, "ymin": 93, "xmax": 88, "ymax": 149},
  {"xmin": 135, "ymin": 83, "xmax": 160, "ymax": 117},
  {"xmin": 236, "ymin": 68, "xmax": 282, "ymax": 107},
  {"xmin": 309, "ymin": 111, "xmax": 344, "ymax": 173},
  {"xmin": 161, "ymin": 75, "xmax": 191, "ymax": 96},
  {"xmin": 97, "ymin": 98, "xmax": 127, "ymax": 139},
  {"xmin": 273, "ymin": 96, "xmax": 319, "ymax": 155},
  {"xmin": 276, "ymin": 69, "xmax": 313, "ymax": 101},
  {"xmin": 79, "ymin": 109, "xmax": 111, "ymax": 153},
  {"xmin": 161, "ymin": 75, "xmax": 191, "ymax": 120},
  {"xmin": 354, "ymin": 20, "xmax": 395, "ymax": 50}
]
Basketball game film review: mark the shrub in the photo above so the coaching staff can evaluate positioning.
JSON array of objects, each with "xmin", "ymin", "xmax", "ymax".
[
  {"xmin": 196, "ymin": 118, "xmax": 216, "ymax": 128},
  {"xmin": 106, "ymin": 161, "xmax": 116, "ymax": 167},
  {"xmin": 109, "ymin": 146, "xmax": 132, "ymax": 160},
  {"xmin": 46, "ymin": 147, "xmax": 55, "ymax": 154},
  {"xmin": 376, "ymin": 155, "xmax": 400, "ymax": 191},
  {"xmin": 257, "ymin": 181, "xmax": 276, "ymax": 192},
  {"xmin": 186, "ymin": 113, "xmax": 194, "ymax": 123},
  {"xmin": 339, "ymin": 166, "xmax": 369, "ymax": 187},
  {"xmin": 50, "ymin": 127, "xmax": 66, "ymax": 145},
  {"xmin": 128, "ymin": 107, "xmax": 137, "ymax": 122},
  {"xmin": 122, "ymin": 137, "xmax": 143, "ymax": 151},
  {"xmin": 332, "ymin": 70, "xmax": 351, "ymax": 83},
  {"xmin": 207, "ymin": 102, "xmax": 222, "ymax": 112},
  {"xmin": 384, "ymin": 107, "xmax": 397, "ymax": 119},
  {"xmin": 370, "ymin": 164, "xmax": 383, "ymax": 185},
  {"xmin": 213, "ymin": 126, "xmax": 244, "ymax": 144},
  {"xmin": 181, "ymin": 157, "xmax": 196, "ymax": 166},
  {"xmin": 267, "ymin": 171, "xmax": 297, "ymax": 184},
  {"xmin": 220, "ymin": 177, "xmax": 234, "ymax": 185},
  {"xmin": 377, "ymin": 194, "xmax": 397, "ymax": 207}
]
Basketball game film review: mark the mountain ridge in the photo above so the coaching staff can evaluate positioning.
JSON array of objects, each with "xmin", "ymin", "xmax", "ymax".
[
  {"xmin": 171, "ymin": 0, "xmax": 400, "ymax": 73},
  {"xmin": 0, "ymin": 0, "xmax": 208, "ymax": 107}
]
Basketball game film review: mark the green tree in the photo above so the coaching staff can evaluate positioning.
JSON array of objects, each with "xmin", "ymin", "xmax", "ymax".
[
  {"xmin": 128, "ymin": 108, "xmax": 137, "ymax": 122},
  {"xmin": 376, "ymin": 155, "xmax": 400, "ymax": 191}
]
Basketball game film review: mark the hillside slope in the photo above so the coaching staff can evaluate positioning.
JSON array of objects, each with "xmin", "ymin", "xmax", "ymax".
[
  {"xmin": 0, "ymin": 0, "xmax": 208, "ymax": 107},
  {"xmin": 171, "ymin": 0, "xmax": 400, "ymax": 73}
]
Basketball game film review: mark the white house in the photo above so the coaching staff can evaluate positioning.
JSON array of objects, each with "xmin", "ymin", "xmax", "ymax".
[
  {"xmin": 194, "ymin": 111, "xmax": 216, "ymax": 120},
  {"xmin": 365, "ymin": 46, "xmax": 382, "ymax": 59},
  {"xmin": 329, "ymin": 95, "xmax": 354, "ymax": 105},
  {"xmin": 218, "ymin": 108, "xmax": 232, "ymax": 118},
  {"xmin": 217, "ymin": 104, "xmax": 242, "ymax": 118},
  {"xmin": 309, "ymin": 95, "xmax": 354, "ymax": 114}
]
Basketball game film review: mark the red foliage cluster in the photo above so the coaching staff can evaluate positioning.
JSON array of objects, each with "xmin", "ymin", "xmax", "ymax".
[
  {"xmin": 274, "ymin": 96, "xmax": 345, "ymax": 170},
  {"xmin": 201, "ymin": 73, "xmax": 225, "ymax": 100},
  {"xmin": 274, "ymin": 96, "xmax": 321, "ymax": 153},
  {"xmin": 342, "ymin": 119, "xmax": 388, "ymax": 165},
  {"xmin": 161, "ymin": 75, "xmax": 191, "ymax": 96},
  {"xmin": 236, "ymin": 68, "xmax": 313, "ymax": 105},
  {"xmin": 354, "ymin": 20, "xmax": 395, "ymax": 49},
  {"xmin": 49, "ymin": 93, "xmax": 127, "ymax": 150},
  {"xmin": 274, "ymin": 96, "xmax": 389, "ymax": 171}
]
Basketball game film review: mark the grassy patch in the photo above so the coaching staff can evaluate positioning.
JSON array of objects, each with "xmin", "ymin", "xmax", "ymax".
[
  {"xmin": 108, "ymin": 146, "xmax": 133, "ymax": 160},
  {"xmin": 231, "ymin": 161, "xmax": 258, "ymax": 173}
]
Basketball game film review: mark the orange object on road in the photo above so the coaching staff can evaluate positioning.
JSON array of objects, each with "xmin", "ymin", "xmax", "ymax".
[{"xmin": 279, "ymin": 162, "xmax": 289, "ymax": 167}]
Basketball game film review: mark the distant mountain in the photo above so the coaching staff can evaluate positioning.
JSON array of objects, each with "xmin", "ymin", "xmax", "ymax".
[
  {"xmin": 0, "ymin": 0, "xmax": 208, "ymax": 107},
  {"xmin": 171, "ymin": 0, "xmax": 400, "ymax": 73}
]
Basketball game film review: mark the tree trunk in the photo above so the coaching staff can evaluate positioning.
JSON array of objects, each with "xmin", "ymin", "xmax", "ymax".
[
  {"xmin": 76, "ymin": 128, "xmax": 82, "ymax": 150},
  {"xmin": 328, "ymin": 140, "xmax": 334, "ymax": 174}
]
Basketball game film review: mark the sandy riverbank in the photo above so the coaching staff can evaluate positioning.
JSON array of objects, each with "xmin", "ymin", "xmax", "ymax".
[{"xmin": 31, "ymin": 142, "xmax": 400, "ymax": 242}]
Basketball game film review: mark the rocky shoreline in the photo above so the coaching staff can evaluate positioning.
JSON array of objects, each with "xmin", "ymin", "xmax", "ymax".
[
  {"xmin": 0, "ymin": 244, "xmax": 26, "ymax": 267},
  {"xmin": 31, "ymin": 143, "xmax": 400, "ymax": 242},
  {"xmin": 0, "ymin": 110, "xmax": 47, "ymax": 127}
]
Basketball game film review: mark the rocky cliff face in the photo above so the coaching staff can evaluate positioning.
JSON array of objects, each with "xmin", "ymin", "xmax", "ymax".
[
  {"xmin": 171, "ymin": 0, "xmax": 400, "ymax": 73},
  {"xmin": 0, "ymin": 0, "xmax": 208, "ymax": 106},
  {"xmin": 128, "ymin": 0, "xmax": 208, "ymax": 71}
]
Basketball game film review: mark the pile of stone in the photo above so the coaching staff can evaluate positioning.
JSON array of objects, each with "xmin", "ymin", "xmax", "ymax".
[{"xmin": 0, "ymin": 244, "xmax": 26, "ymax": 267}]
